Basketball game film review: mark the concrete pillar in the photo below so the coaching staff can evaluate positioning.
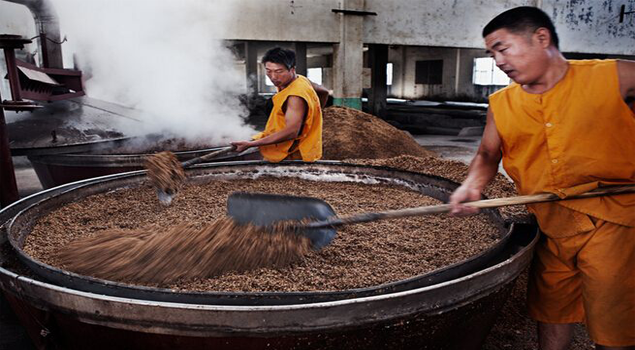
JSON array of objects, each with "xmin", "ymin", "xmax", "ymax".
[
  {"xmin": 368, "ymin": 44, "xmax": 388, "ymax": 118},
  {"xmin": 245, "ymin": 41, "xmax": 259, "ymax": 93},
  {"xmin": 454, "ymin": 48, "xmax": 461, "ymax": 96},
  {"xmin": 0, "ymin": 89, "xmax": 19, "ymax": 207},
  {"xmin": 293, "ymin": 42, "xmax": 307, "ymax": 76},
  {"xmin": 332, "ymin": 0, "xmax": 364, "ymax": 110}
]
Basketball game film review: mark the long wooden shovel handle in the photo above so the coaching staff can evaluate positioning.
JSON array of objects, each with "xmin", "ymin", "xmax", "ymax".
[
  {"xmin": 181, "ymin": 146, "xmax": 236, "ymax": 168},
  {"xmin": 303, "ymin": 185, "xmax": 635, "ymax": 229}
]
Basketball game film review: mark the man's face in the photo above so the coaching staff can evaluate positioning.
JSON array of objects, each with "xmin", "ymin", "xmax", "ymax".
[
  {"xmin": 484, "ymin": 28, "xmax": 549, "ymax": 85},
  {"xmin": 264, "ymin": 62, "xmax": 295, "ymax": 88}
]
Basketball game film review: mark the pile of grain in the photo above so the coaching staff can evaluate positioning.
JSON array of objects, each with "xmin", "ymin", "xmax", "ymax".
[
  {"xmin": 145, "ymin": 151, "xmax": 185, "ymax": 199},
  {"xmin": 55, "ymin": 218, "xmax": 310, "ymax": 284},
  {"xmin": 25, "ymin": 175, "xmax": 501, "ymax": 291},
  {"xmin": 322, "ymin": 106, "xmax": 434, "ymax": 160},
  {"xmin": 97, "ymin": 106, "xmax": 434, "ymax": 161}
]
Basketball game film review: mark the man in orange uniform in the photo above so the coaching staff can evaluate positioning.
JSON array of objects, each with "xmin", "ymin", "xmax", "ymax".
[
  {"xmin": 232, "ymin": 47, "xmax": 328, "ymax": 162},
  {"xmin": 449, "ymin": 7, "xmax": 635, "ymax": 350}
]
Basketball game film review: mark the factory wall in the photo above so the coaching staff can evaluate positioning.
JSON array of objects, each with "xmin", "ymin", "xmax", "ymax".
[
  {"xmin": 223, "ymin": 0, "xmax": 635, "ymax": 55},
  {"xmin": 3, "ymin": 0, "xmax": 633, "ymax": 56},
  {"xmin": 2, "ymin": 0, "xmax": 633, "ymax": 104},
  {"xmin": 385, "ymin": 46, "xmax": 505, "ymax": 101},
  {"xmin": 363, "ymin": 0, "xmax": 531, "ymax": 47},
  {"xmin": 545, "ymin": 0, "xmax": 635, "ymax": 55},
  {"xmin": 223, "ymin": 0, "xmax": 634, "ymax": 102}
]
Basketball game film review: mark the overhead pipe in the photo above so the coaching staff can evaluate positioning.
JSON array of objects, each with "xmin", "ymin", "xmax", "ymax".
[{"xmin": 3, "ymin": 0, "xmax": 63, "ymax": 68}]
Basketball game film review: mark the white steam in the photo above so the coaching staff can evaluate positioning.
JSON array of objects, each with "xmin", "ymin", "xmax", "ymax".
[{"xmin": 54, "ymin": 0, "xmax": 255, "ymax": 144}]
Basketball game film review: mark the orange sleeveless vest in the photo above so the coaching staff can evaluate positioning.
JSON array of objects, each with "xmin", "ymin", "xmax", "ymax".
[
  {"xmin": 489, "ymin": 60, "xmax": 635, "ymax": 237},
  {"xmin": 253, "ymin": 75, "xmax": 323, "ymax": 162}
]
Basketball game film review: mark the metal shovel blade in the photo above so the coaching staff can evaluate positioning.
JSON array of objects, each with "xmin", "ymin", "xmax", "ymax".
[
  {"xmin": 227, "ymin": 192, "xmax": 338, "ymax": 250},
  {"xmin": 157, "ymin": 189, "xmax": 174, "ymax": 206}
]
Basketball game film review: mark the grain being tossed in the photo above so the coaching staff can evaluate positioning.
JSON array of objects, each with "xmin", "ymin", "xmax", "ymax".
[
  {"xmin": 55, "ymin": 217, "xmax": 311, "ymax": 284},
  {"xmin": 145, "ymin": 151, "xmax": 185, "ymax": 205}
]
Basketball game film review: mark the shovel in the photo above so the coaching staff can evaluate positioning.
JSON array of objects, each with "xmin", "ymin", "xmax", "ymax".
[
  {"xmin": 227, "ymin": 184, "xmax": 635, "ymax": 250},
  {"xmin": 155, "ymin": 145, "xmax": 236, "ymax": 205}
]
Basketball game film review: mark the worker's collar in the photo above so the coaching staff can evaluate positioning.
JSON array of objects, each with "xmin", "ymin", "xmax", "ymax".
[{"xmin": 277, "ymin": 74, "xmax": 298, "ymax": 92}]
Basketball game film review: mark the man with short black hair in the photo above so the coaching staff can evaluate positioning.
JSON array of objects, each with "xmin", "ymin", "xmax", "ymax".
[
  {"xmin": 232, "ymin": 47, "xmax": 328, "ymax": 162},
  {"xmin": 450, "ymin": 6, "xmax": 635, "ymax": 350}
]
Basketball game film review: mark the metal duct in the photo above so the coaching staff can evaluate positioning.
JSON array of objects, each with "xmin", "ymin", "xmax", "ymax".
[{"xmin": 3, "ymin": 0, "xmax": 63, "ymax": 68}]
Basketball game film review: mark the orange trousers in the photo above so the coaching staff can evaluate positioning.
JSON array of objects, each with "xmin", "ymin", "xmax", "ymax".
[{"xmin": 528, "ymin": 217, "xmax": 635, "ymax": 346}]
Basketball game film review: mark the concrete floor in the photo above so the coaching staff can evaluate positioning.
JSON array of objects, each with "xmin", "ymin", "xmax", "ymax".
[
  {"xmin": 414, "ymin": 134, "xmax": 480, "ymax": 164},
  {"xmin": 0, "ymin": 134, "xmax": 486, "ymax": 350},
  {"xmin": 12, "ymin": 156, "xmax": 44, "ymax": 198}
]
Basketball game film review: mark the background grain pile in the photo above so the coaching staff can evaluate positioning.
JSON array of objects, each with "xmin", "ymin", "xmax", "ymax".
[{"xmin": 322, "ymin": 106, "xmax": 435, "ymax": 160}]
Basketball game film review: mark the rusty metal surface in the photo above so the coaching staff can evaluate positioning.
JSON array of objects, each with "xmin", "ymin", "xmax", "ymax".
[
  {"xmin": 1, "ymin": 282, "xmax": 515, "ymax": 350},
  {"xmin": 0, "ymin": 90, "xmax": 20, "ymax": 208},
  {"xmin": 3, "ymin": 46, "xmax": 24, "ymax": 102},
  {"xmin": 14, "ymin": 59, "xmax": 86, "ymax": 102},
  {"xmin": 0, "ymin": 293, "xmax": 36, "ymax": 350},
  {"xmin": 0, "ymin": 35, "xmax": 32, "ymax": 49}
]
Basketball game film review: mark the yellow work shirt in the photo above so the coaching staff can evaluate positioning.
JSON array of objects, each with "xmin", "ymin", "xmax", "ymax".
[
  {"xmin": 253, "ymin": 75, "xmax": 323, "ymax": 162},
  {"xmin": 489, "ymin": 60, "xmax": 635, "ymax": 237}
]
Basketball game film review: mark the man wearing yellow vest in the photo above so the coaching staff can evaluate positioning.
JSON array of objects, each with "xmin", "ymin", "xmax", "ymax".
[
  {"xmin": 449, "ymin": 7, "xmax": 635, "ymax": 350},
  {"xmin": 232, "ymin": 47, "xmax": 328, "ymax": 162}
]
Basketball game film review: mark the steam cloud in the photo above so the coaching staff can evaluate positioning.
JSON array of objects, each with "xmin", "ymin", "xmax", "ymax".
[{"xmin": 54, "ymin": 0, "xmax": 255, "ymax": 144}]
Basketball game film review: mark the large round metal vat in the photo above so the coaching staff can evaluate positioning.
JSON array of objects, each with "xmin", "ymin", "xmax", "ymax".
[
  {"xmin": 0, "ymin": 161, "xmax": 538, "ymax": 349},
  {"xmin": 27, "ymin": 147, "xmax": 261, "ymax": 189}
]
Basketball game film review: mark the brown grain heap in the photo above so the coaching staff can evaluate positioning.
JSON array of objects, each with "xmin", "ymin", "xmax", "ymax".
[
  {"xmin": 55, "ymin": 217, "xmax": 311, "ymax": 284},
  {"xmin": 322, "ymin": 106, "xmax": 435, "ymax": 160},
  {"xmin": 145, "ymin": 151, "xmax": 186, "ymax": 198}
]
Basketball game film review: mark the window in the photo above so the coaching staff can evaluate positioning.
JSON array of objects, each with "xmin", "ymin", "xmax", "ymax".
[
  {"xmin": 307, "ymin": 67, "xmax": 322, "ymax": 85},
  {"xmin": 473, "ymin": 57, "xmax": 511, "ymax": 86},
  {"xmin": 386, "ymin": 63, "xmax": 393, "ymax": 86},
  {"xmin": 415, "ymin": 60, "xmax": 443, "ymax": 84}
]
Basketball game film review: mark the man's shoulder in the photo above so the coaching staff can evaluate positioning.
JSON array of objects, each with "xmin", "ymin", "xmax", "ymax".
[
  {"xmin": 489, "ymin": 83, "xmax": 520, "ymax": 101},
  {"xmin": 274, "ymin": 76, "xmax": 311, "ymax": 99},
  {"xmin": 291, "ymin": 75, "xmax": 313, "ymax": 90},
  {"xmin": 568, "ymin": 59, "xmax": 617, "ymax": 74},
  {"xmin": 568, "ymin": 59, "xmax": 616, "ymax": 67},
  {"xmin": 288, "ymin": 76, "xmax": 319, "ymax": 101}
]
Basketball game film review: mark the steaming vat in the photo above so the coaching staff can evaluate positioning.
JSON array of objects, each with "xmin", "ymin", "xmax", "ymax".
[
  {"xmin": 28, "ymin": 147, "xmax": 261, "ymax": 189},
  {"xmin": 0, "ymin": 161, "xmax": 538, "ymax": 349},
  {"xmin": 7, "ymin": 97, "xmax": 141, "ymax": 157},
  {"xmin": 6, "ymin": 96, "xmax": 259, "ymax": 188}
]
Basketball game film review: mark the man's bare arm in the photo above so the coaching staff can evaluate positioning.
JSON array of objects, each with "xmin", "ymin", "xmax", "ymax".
[
  {"xmin": 449, "ymin": 108, "xmax": 503, "ymax": 215},
  {"xmin": 311, "ymin": 81, "xmax": 329, "ymax": 109},
  {"xmin": 617, "ymin": 60, "xmax": 635, "ymax": 113},
  {"xmin": 231, "ymin": 96, "xmax": 307, "ymax": 152},
  {"xmin": 617, "ymin": 60, "xmax": 635, "ymax": 99}
]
